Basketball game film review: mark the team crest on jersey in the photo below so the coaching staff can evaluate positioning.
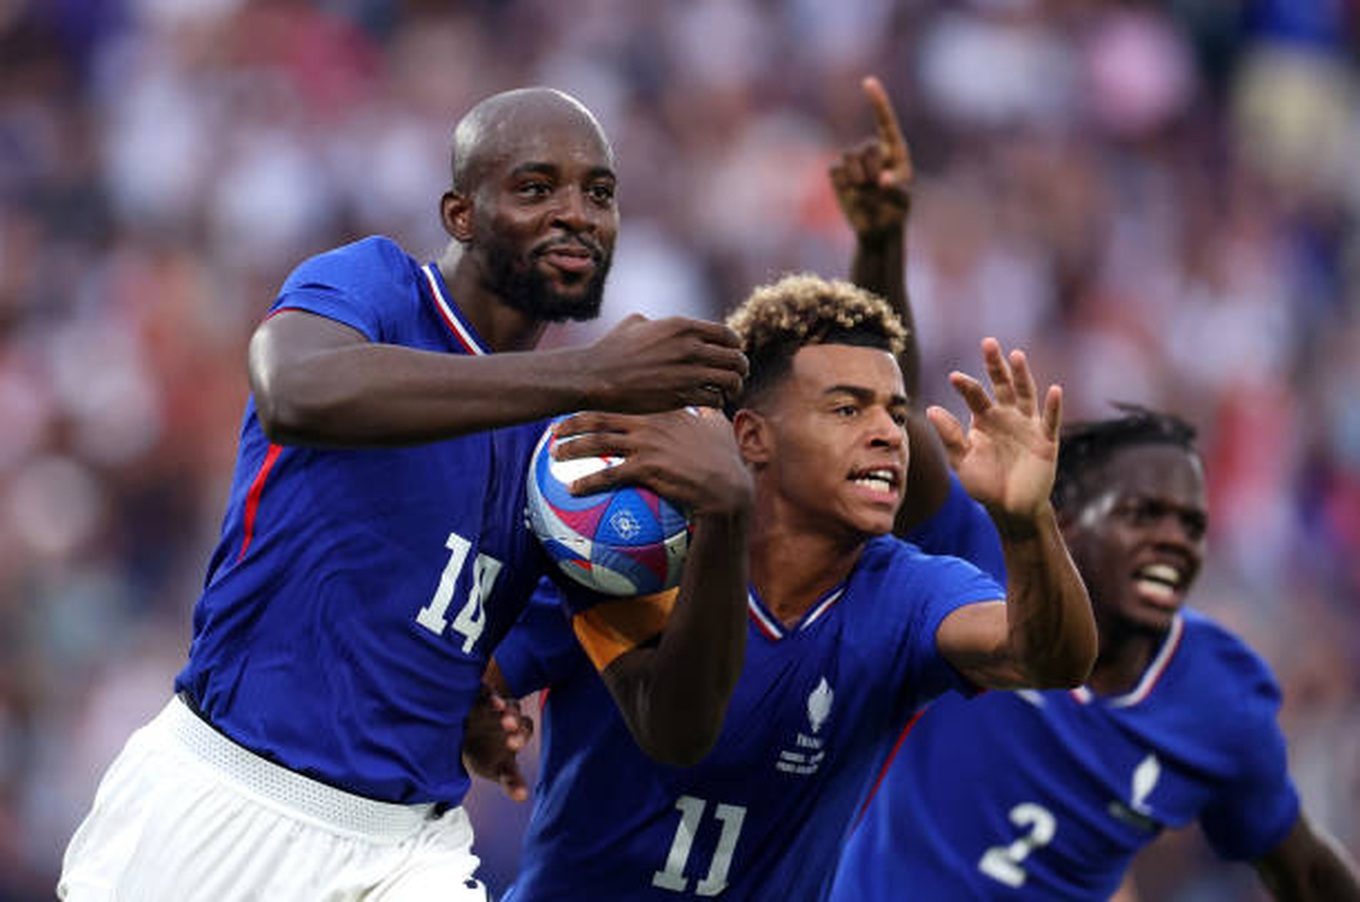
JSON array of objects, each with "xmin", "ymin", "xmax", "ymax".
[
  {"xmin": 1107, "ymin": 753, "xmax": 1163, "ymax": 832},
  {"xmin": 777, "ymin": 678, "xmax": 833, "ymax": 776}
]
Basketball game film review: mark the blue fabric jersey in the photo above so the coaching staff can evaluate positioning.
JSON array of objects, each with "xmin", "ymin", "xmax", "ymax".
[
  {"xmin": 903, "ymin": 473, "xmax": 1006, "ymax": 585},
  {"xmin": 496, "ymin": 531, "xmax": 1004, "ymax": 901},
  {"xmin": 175, "ymin": 236, "xmax": 553, "ymax": 805},
  {"xmin": 829, "ymin": 609, "xmax": 1301, "ymax": 901}
]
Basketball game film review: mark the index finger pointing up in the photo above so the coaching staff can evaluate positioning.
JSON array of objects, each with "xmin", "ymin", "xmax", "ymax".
[{"xmin": 862, "ymin": 75, "xmax": 908, "ymax": 165}]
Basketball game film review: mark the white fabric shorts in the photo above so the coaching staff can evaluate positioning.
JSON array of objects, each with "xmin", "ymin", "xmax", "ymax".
[{"xmin": 58, "ymin": 696, "xmax": 487, "ymax": 901}]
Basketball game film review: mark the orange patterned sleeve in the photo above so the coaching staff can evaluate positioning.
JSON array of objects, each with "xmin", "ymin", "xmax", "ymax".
[{"xmin": 571, "ymin": 588, "xmax": 679, "ymax": 672}]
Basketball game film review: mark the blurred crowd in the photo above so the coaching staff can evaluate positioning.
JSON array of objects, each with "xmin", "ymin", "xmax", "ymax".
[{"xmin": 1, "ymin": 0, "xmax": 1357, "ymax": 899}]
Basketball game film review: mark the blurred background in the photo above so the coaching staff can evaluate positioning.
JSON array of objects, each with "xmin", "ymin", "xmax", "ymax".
[{"xmin": 1, "ymin": 0, "xmax": 1357, "ymax": 899}]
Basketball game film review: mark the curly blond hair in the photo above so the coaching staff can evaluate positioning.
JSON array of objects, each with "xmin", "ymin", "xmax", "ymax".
[{"xmin": 724, "ymin": 272, "xmax": 907, "ymax": 410}]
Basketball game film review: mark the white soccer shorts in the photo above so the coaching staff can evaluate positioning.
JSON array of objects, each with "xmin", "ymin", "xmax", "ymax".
[{"xmin": 58, "ymin": 695, "xmax": 487, "ymax": 901}]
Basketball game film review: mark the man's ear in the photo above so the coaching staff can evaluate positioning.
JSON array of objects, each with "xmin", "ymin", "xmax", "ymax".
[
  {"xmin": 441, "ymin": 191, "xmax": 473, "ymax": 243},
  {"xmin": 732, "ymin": 408, "xmax": 772, "ymax": 465}
]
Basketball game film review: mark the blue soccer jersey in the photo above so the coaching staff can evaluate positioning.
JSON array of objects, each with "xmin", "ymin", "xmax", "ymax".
[
  {"xmin": 829, "ymin": 609, "xmax": 1301, "ymax": 901},
  {"xmin": 174, "ymin": 236, "xmax": 553, "ymax": 805},
  {"xmin": 903, "ymin": 472, "xmax": 1006, "ymax": 585},
  {"xmin": 495, "ymin": 532, "xmax": 1004, "ymax": 901}
]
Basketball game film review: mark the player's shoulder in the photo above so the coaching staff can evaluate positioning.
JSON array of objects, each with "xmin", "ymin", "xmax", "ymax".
[
  {"xmin": 285, "ymin": 235, "xmax": 420, "ymax": 286},
  {"xmin": 855, "ymin": 535, "xmax": 998, "ymax": 598},
  {"xmin": 864, "ymin": 533, "xmax": 982, "ymax": 572},
  {"xmin": 1178, "ymin": 609, "xmax": 1277, "ymax": 682},
  {"xmin": 1172, "ymin": 609, "xmax": 1284, "ymax": 728},
  {"xmin": 858, "ymin": 534, "xmax": 934, "ymax": 574}
]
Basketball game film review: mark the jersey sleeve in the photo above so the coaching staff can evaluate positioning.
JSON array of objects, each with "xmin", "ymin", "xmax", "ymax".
[
  {"xmin": 538, "ymin": 566, "xmax": 681, "ymax": 674},
  {"xmin": 569, "ymin": 589, "xmax": 678, "ymax": 673},
  {"xmin": 903, "ymin": 472, "xmax": 1006, "ymax": 583},
  {"xmin": 911, "ymin": 556, "xmax": 1004, "ymax": 701},
  {"xmin": 876, "ymin": 546, "xmax": 1004, "ymax": 712},
  {"xmin": 1198, "ymin": 655, "xmax": 1301, "ymax": 861},
  {"xmin": 269, "ymin": 237, "xmax": 409, "ymax": 341},
  {"xmin": 493, "ymin": 579, "xmax": 592, "ymax": 698}
]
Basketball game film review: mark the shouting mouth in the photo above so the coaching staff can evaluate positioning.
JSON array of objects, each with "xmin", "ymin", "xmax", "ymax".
[
  {"xmin": 1133, "ymin": 562, "xmax": 1185, "ymax": 610},
  {"xmin": 849, "ymin": 466, "xmax": 901, "ymax": 503}
]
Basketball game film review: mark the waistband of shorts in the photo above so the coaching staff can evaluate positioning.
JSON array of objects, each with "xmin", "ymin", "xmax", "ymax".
[{"xmin": 160, "ymin": 695, "xmax": 445, "ymax": 839}]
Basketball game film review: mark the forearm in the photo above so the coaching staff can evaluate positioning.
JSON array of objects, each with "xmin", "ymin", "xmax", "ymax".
[
  {"xmin": 850, "ymin": 223, "xmax": 917, "ymax": 397},
  {"xmin": 852, "ymin": 226, "xmax": 951, "ymax": 531},
  {"xmin": 604, "ymin": 506, "xmax": 750, "ymax": 766},
  {"xmin": 253, "ymin": 341, "xmax": 594, "ymax": 447},
  {"xmin": 1257, "ymin": 817, "xmax": 1360, "ymax": 902},
  {"xmin": 996, "ymin": 503, "xmax": 1097, "ymax": 687},
  {"xmin": 1264, "ymin": 862, "xmax": 1360, "ymax": 902}
]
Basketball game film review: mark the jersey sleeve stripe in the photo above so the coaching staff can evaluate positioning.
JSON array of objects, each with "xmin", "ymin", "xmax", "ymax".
[
  {"xmin": 237, "ymin": 443, "xmax": 283, "ymax": 562},
  {"xmin": 853, "ymin": 707, "xmax": 926, "ymax": 827}
]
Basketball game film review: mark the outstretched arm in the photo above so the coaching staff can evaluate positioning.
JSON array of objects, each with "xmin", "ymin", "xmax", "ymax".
[
  {"xmin": 551, "ymin": 408, "xmax": 753, "ymax": 766},
  {"xmin": 932, "ymin": 339, "xmax": 1097, "ymax": 689},
  {"xmin": 1254, "ymin": 812, "xmax": 1360, "ymax": 901},
  {"xmin": 248, "ymin": 310, "xmax": 747, "ymax": 447},
  {"xmin": 830, "ymin": 75, "xmax": 951, "ymax": 531}
]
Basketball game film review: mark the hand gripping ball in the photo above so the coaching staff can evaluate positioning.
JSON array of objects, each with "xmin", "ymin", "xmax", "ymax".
[{"xmin": 526, "ymin": 417, "xmax": 691, "ymax": 597}]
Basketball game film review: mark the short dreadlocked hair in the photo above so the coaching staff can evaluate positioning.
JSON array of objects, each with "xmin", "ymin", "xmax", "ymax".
[
  {"xmin": 1053, "ymin": 403, "xmax": 1199, "ymax": 513},
  {"xmin": 724, "ymin": 272, "xmax": 908, "ymax": 412}
]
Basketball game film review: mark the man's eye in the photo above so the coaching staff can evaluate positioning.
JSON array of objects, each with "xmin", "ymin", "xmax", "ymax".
[
  {"xmin": 1115, "ymin": 502, "xmax": 1151, "ymax": 524},
  {"xmin": 589, "ymin": 184, "xmax": 615, "ymax": 204},
  {"xmin": 1182, "ymin": 515, "xmax": 1208, "ymax": 540},
  {"xmin": 519, "ymin": 182, "xmax": 551, "ymax": 197}
]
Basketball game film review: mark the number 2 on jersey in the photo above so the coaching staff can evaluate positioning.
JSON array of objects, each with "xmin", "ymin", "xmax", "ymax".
[
  {"xmin": 977, "ymin": 801, "xmax": 1057, "ymax": 888},
  {"xmin": 415, "ymin": 531, "xmax": 502, "ymax": 653},
  {"xmin": 652, "ymin": 795, "xmax": 747, "ymax": 897}
]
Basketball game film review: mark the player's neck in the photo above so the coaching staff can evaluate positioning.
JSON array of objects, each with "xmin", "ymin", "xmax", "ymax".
[
  {"xmin": 436, "ymin": 249, "xmax": 549, "ymax": 353},
  {"xmin": 1088, "ymin": 631, "xmax": 1164, "ymax": 697},
  {"xmin": 749, "ymin": 520, "xmax": 863, "ymax": 627}
]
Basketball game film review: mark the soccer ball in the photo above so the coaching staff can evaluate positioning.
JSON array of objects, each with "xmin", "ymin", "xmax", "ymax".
[{"xmin": 526, "ymin": 417, "xmax": 691, "ymax": 596}]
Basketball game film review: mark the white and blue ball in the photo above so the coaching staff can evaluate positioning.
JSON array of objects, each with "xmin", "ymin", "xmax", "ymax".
[{"xmin": 526, "ymin": 418, "xmax": 691, "ymax": 596}]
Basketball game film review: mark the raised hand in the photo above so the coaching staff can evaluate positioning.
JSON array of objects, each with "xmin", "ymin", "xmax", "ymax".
[
  {"xmin": 552, "ymin": 407, "xmax": 753, "ymax": 520},
  {"xmin": 925, "ymin": 338, "xmax": 1063, "ymax": 524},
  {"xmin": 830, "ymin": 75, "xmax": 914, "ymax": 240},
  {"xmin": 581, "ymin": 314, "xmax": 748, "ymax": 414}
]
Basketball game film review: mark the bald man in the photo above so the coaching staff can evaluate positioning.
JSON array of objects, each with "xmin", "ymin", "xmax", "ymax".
[{"xmin": 58, "ymin": 87, "xmax": 753, "ymax": 902}]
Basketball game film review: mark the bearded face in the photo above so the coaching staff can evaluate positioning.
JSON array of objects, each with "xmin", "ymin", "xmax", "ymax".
[{"xmin": 476, "ymin": 222, "xmax": 613, "ymax": 323}]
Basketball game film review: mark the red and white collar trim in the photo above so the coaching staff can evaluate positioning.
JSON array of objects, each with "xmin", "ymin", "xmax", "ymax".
[
  {"xmin": 746, "ymin": 586, "xmax": 847, "ymax": 641},
  {"xmin": 422, "ymin": 263, "xmax": 488, "ymax": 356},
  {"xmin": 1070, "ymin": 613, "xmax": 1184, "ymax": 708}
]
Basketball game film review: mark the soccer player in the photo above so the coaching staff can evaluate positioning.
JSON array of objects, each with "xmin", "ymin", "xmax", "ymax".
[
  {"xmin": 827, "ymin": 406, "xmax": 1360, "ymax": 901},
  {"xmin": 57, "ymin": 87, "xmax": 755, "ymax": 901}
]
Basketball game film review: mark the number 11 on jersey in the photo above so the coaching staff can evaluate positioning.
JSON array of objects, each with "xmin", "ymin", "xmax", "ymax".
[{"xmin": 652, "ymin": 795, "xmax": 748, "ymax": 897}]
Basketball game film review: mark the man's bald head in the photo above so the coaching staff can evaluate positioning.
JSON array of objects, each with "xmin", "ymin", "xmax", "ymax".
[
  {"xmin": 450, "ymin": 87, "xmax": 614, "ymax": 194},
  {"xmin": 440, "ymin": 86, "xmax": 619, "ymax": 325}
]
